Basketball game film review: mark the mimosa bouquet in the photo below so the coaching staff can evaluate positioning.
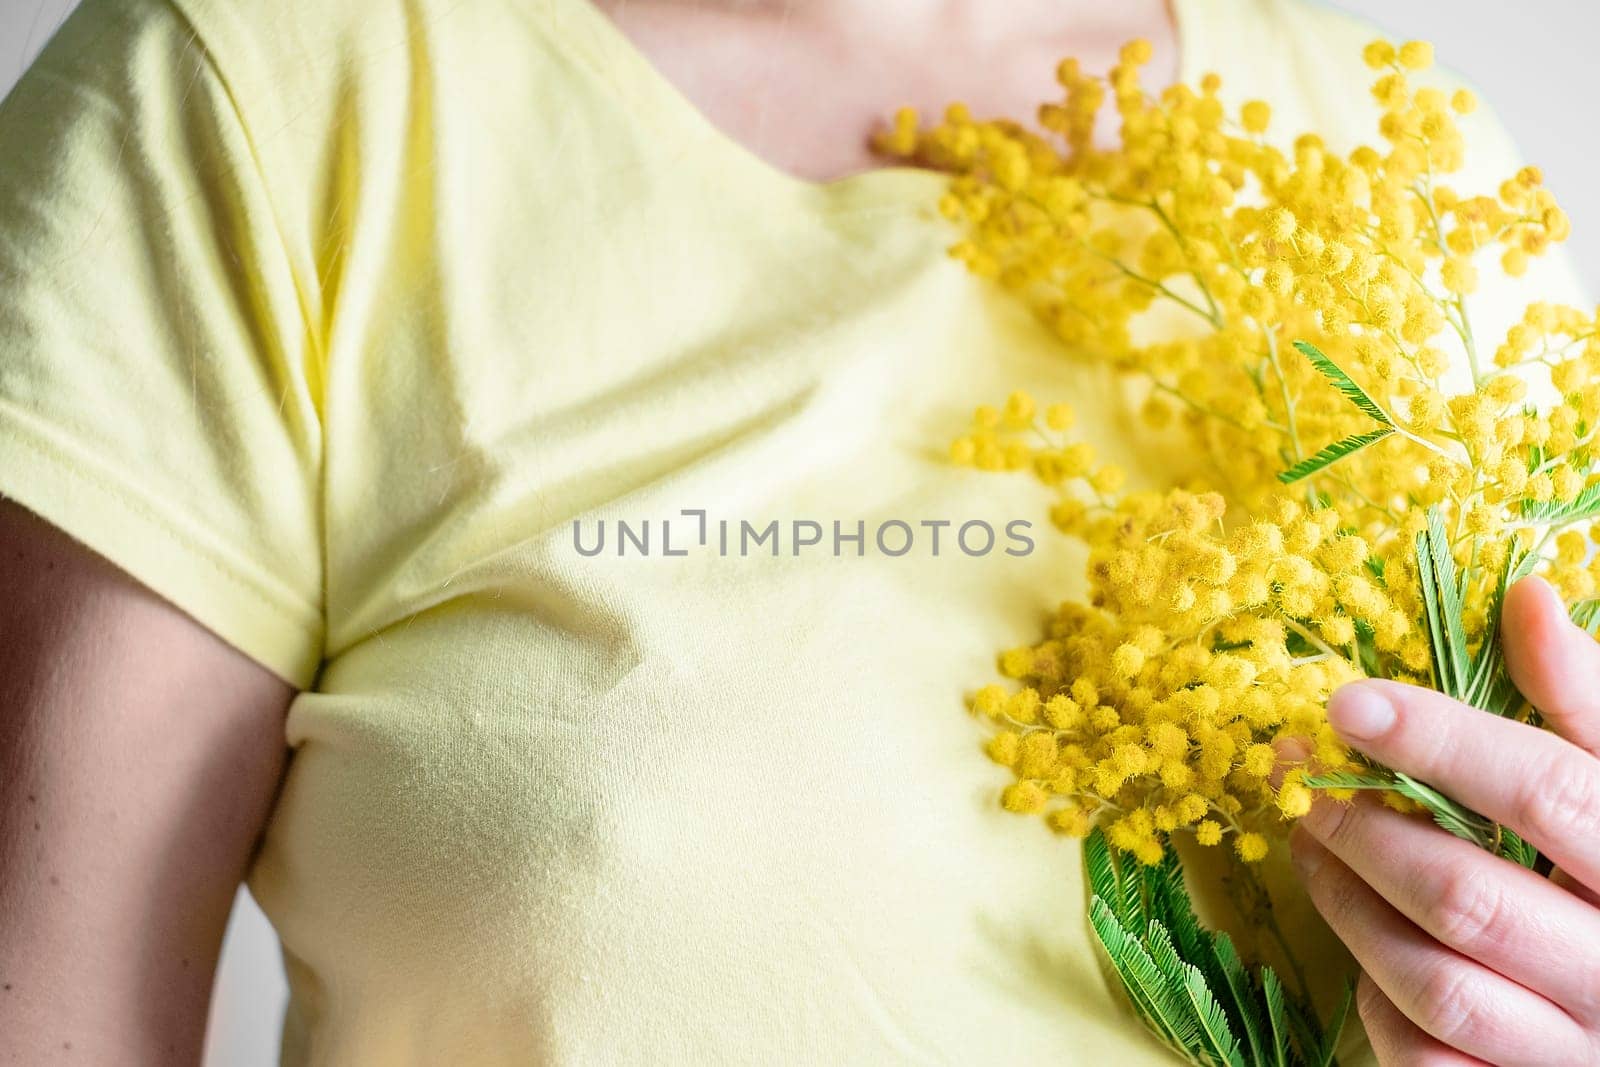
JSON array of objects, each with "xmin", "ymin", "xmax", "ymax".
[{"xmin": 884, "ymin": 38, "xmax": 1599, "ymax": 1067}]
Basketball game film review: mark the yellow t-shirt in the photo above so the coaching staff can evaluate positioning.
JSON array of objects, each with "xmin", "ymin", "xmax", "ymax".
[{"xmin": 0, "ymin": 0, "xmax": 1584, "ymax": 1062}]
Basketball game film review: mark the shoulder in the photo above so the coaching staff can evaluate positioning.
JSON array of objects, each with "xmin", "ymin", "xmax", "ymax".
[
  {"xmin": 160, "ymin": 0, "xmax": 615, "ymax": 106},
  {"xmin": 3, "ymin": 0, "xmax": 640, "ymax": 253},
  {"xmin": 8, "ymin": 0, "xmax": 616, "ymax": 148}
]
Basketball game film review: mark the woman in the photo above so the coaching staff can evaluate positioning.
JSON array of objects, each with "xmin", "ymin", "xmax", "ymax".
[{"xmin": 1, "ymin": 0, "xmax": 1597, "ymax": 1063}]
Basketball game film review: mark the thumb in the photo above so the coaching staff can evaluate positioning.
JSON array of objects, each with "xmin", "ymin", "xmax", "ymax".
[{"xmin": 1502, "ymin": 575, "xmax": 1600, "ymax": 757}]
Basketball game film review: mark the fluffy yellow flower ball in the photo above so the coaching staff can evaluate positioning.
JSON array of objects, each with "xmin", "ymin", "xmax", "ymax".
[
  {"xmin": 1396, "ymin": 40, "xmax": 1434, "ymax": 71},
  {"xmin": 1240, "ymin": 100, "xmax": 1272, "ymax": 134},
  {"xmin": 1234, "ymin": 833, "xmax": 1270, "ymax": 862},
  {"xmin": 1361, "ymin": 40, "xmax": 1395, "ymax": 69}
]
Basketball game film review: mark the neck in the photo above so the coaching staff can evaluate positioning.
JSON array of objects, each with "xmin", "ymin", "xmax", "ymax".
[
  {"xmin": 592, "ymin": 0, "xmax": 1179, "ymax": 181},
  {"xmin": 616, "ymin": 0, "xmax": 1150, "ymax": 48}
]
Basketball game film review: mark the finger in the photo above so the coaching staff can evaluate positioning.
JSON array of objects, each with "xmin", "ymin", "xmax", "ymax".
[
  {"xmin": 1297, "ymin": 792, "xmax": 1600, "ymax": 1018},
  {"xmin": 1502, "ymin": 576, "xmax": 1600, "ymax": 757},
  {"xmin": 1291, "ymin": 832, "xmax": 1590, "ymax": 1066},
  {"xmin": 1325, "ymin": 678, "xmax": 1600, "ymax": 892},
  {"xmin": 1356, "ymin": 973, "xmax": 1490, "ymax": 1067}
]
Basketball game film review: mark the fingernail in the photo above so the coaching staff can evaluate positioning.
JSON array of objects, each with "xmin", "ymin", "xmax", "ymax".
[
  {"xmin": 1534, "ymin": 577, "xmax": 1580, "ymax": 634},
  {"xmin": 1516, "ymin": 575, "xmax": 1576, "ymax": 635},
  {"xmin": 1327, "ymin": 683, "xmax": 1396, "ymax": 741}
]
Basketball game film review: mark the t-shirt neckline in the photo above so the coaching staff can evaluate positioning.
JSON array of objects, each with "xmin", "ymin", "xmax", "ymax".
[{"xmin": 569, "ymin": 0, "xmax": 1205, "ymax": 206}]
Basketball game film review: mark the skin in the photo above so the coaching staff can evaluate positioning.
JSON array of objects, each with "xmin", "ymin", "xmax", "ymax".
[
  {"xmin": 0, "ymin": 501, "xmax": 293, "ymax": 1063},
  {"xmin": 1296, "ymin": 576, "xmax": 1600, "ymax": 1066},
  {"xmin": 593, "ymin": 0, "xmax": 1175, "ymax": 180}
]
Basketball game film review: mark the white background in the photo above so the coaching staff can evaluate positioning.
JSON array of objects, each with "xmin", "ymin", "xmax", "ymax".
[{"xmin": 2, "ymin": 1, "xmax": 1596, "ymax": 1063}]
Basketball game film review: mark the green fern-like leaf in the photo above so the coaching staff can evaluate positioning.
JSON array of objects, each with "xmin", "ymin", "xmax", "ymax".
[
  {"xmin": 1090, "ymin": 898, "xmax": 1206, "ymax": 1056},
  {"xmin": 1085, "ymin": 827, "xmax": 1149, "ymax": 932},
  {"xmin": 1211, "ymin": 934, "xmax": 1269, "ymax": 1067},
  {"xmin": 1084, "ymin": 832, "xmax": 1354, "ymax": 1066},
  {"xmin": 1151, "ymin": 850, "xmax": 1214, "ymax": 986},
  {"xmin": 1122, "ymin": 862, "xmax": 1152, "ymax": 934},
  {"xmin": 1291, "ymin": 341, "xmax": 1393, "ymax": 426},
  {"xmin": 1302, "ymin": 769, "xmax": 1399, "ymax": 791},
  {"xmin": 1305, "ymin": 767, "xmax": 1534, "ymax": 864},
  {"xmin": 1392, "ymin": 773, "xmax": 1498, "ymax": 850},
  {"xmin": 1496, "ymin": 826, "xmax": 1540, "ymax": 870},
  {"xmin": 1428, "ymin": 509, "xmax": 1471, "ymax": 696},
  {"xmin": 1087, "ymin": 897, "xmax": 1164, "ymax": 1038},
  {"xmin": 1277, "ymin": 428, "xmax": 1395, "ymax": 484},
  {"xmin": 1413, "ymin": 517, "xmax": 1450, "ymax": 693},
  {"xmin": 1414, "ymin": 507, "xmax": 1470, "ymax": 699},
  {"xmin": 1085, "ymin": 827, "xmax": 1122, "ymax": 913},
  {"xmin": 1571, "ymin": 598, "xmax": 1600, "ymax": 635},
  {"xmin": 1397, "ymin": 520, "xmax": 1546, "ymax": 861},
  {"xmin": 1284, "ymin": 994, "xmax": 1326, "ymax": 1067},
  {"xmin": 1520, "ymin": 479, "xmax": 1600, "ymax": 525},
  {"xmin": 1152, "ymin": 855, "xmax": 1249, "ymax": 1052},
  {"xmin": 1145, "ymin": 921, "xmax": 1246, "ymax": 1067},
  {"xmin": 1262, "ymin": 969, "xmax": 1290, "ymax": 1067},
  {"xmin": 1461, "ymin": 545, "xmax": 1537, "ymax": 717},
  {"xmin": 1312, "ymin": 982, "xmax": 1355, "ymax": 1067}
]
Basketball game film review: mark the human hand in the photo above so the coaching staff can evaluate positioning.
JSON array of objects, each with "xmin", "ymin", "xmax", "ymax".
[{"xmin": 1293, "ymin": 576, "xmax": 1600, "ymax": 1066}]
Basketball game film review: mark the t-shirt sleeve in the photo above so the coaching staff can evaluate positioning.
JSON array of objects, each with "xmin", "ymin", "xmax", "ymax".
[{"xmin": 0, "ymin": 0, "xmax": 324, "ymax": 686}]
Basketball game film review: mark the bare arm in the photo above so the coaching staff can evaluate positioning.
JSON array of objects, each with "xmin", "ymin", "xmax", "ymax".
[{"xmin": 0, "ymin": 500, "xmax": 295, "ymax": 1064}]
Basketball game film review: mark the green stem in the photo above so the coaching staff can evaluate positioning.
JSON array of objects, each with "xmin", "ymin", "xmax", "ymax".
[
  {"xmin": 1412, "ymin": 177, "xmax": 1484, "ymax": 385},
  {"xmin": 1088, "ymin": 248, "xmax": 1221, "ymax": 326},
  {"xmin": 1229, "ymin": 860, "xmax": 1313, "ymax": 1005},
  {"xmin": 1262, "ymin": 906, "xmax": 1315, "ymax": 1007},
  {"xmin": 1263, "ymin": 331, "xmax": 1304, "ymax": 463}
]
